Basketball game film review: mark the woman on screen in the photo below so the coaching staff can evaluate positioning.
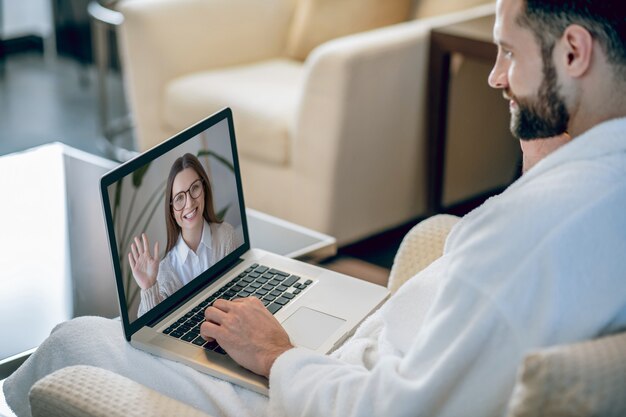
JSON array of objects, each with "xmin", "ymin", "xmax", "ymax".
[{"xmin": 129, "ymin": 153, "xmax": 236, "ymax": 317}]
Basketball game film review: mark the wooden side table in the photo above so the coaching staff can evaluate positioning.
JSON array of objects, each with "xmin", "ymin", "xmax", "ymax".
[{"xmin": 427, "ymin": 14, "xmax": 497, "ymax": 214}]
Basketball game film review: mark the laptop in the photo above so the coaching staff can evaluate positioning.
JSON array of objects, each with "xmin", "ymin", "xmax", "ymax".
[{"xmin": 100, "ymin": 108, "xmax": 389, "ymax": 394}]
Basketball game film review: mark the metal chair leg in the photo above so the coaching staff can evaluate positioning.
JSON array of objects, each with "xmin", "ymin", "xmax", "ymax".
[{"xmin": 88, "ymin": 1, "xmax": 137, "ymax": 161}]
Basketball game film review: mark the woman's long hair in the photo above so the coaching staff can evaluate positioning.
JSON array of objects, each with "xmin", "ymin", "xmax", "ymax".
[{"xmin": 164, "ymin": 153, "xmax": 221, "ymax": 254}]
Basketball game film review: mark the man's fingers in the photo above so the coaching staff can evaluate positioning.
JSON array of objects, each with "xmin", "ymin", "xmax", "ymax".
[
  {"xmin": 232, "ymin": 297, "xmax": 262, "ymax": 309},
  {"xmin": 204, "ymin": 305, "xmax": 228, "ymax": 323},
  {"xmin": 247, "ymin": 296, "xmax": 265, "ymax": 307},
  {"xmin": 200, "ymin": 320, "xmax": 223, "ymax": 341},
  {"xmin": 212, "ymin": 298, "xmax": 233, "ymax": 312},
  {"xmin": 235, "ymin": 296, "xmax": 265, "ymax": 311}
]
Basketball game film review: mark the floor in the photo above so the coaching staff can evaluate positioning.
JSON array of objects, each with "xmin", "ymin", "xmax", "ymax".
[{"xmin": 0, "ymin": 53, "xmax": 132, "ymax": 157}]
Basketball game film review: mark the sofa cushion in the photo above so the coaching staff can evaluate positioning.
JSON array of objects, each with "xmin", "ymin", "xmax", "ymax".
[
  {"xmin": 285, "ymin": 0, "xmax": 412, "ymax": 61},
  {"xmin": 163, "ymin": 59, "xmax": 304, "ymax": 166},
  {"xmin": 506, "ymin": 331, "xmax": 626, "ymax": 417}
]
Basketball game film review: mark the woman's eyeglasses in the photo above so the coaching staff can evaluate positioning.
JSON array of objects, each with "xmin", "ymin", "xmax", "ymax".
[{"xmin": 171, "ymin": 179, "xmax": 203, "ymax": 211}]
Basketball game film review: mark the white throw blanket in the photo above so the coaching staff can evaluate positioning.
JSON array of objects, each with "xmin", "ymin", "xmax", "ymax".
[
  {"xmin": 5, "ymin": 118, "xmax": 626, "ymax": 417},
  {"xmin": 4, "ymin": 317, "xmax": 268, "ymax": 417}
]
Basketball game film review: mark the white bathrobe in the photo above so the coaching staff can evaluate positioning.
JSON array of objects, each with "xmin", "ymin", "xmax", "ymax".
[{"xmin": 5, "ymin": 118, "xmax": 626, "ymax": 417}]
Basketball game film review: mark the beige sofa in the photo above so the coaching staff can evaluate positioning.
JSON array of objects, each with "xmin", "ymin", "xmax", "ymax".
[
  {"xmin": 116, "ymin": 0, "xmax": 519, "ymax": 244},
  {"xmin": 27, "ymin": 215, "xmax": 626, "ymax": 417}
]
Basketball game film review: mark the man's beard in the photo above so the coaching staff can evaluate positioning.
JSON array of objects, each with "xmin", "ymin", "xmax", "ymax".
[{"xmin": 507, "ymin": 57, "xmax": 569, "ymax": 140}]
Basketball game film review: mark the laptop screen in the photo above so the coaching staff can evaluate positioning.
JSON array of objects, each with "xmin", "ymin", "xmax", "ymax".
[{"xmin": 101, "ymin": 109, "xmax": 249, "ymax": 337}]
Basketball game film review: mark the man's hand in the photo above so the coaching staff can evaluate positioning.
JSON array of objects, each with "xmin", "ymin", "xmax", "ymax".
[
  {"xmin": 201, "ymin": 297, "xmax": 294, "ymax": 377},
  {"xmin": 520, "ymin": 133, "xmax": 571, "ymax": 173}
]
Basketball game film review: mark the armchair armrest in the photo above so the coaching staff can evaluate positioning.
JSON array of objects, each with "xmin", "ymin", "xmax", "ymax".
[
  {"xmin": 29, "ymin": 365, "xmax": 212, "ymax": 417},
  {"xmin": 117, "ymin": 0, "xmax": 295, "ymax": 147},
  {"xmin": 506, "ymin": 331, "xmax": 626, "ymax": 417},
  {"xmin": 388, "ymin": 214, "xmax": 460, "ymax": 294}
]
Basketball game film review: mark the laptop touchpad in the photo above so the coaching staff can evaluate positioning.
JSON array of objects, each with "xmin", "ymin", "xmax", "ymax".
[{"xmin": 281, "ymin": 307, "xmax": 346, "ymax": 350}]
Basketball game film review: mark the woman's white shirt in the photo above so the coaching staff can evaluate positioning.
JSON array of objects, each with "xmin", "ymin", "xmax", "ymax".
[{"xmin": 169, "ymin": 220, "xmax": 215, "ymax": 286}]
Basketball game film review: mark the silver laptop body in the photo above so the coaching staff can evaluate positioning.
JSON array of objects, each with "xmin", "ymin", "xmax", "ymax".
[{"xmin": 100, "ymin": 108, "xmax": 389, "ymax": 394}]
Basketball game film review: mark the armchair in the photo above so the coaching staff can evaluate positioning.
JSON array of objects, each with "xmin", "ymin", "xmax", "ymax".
[
  {"xmin": 27, "ymin": 215, "xmax": 626, "ymax": 417},
  {"xmin": 116, "ymin": 0, "xmax": 511, "ymax": 244}
]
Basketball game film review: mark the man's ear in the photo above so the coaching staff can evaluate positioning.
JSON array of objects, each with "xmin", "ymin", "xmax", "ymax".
[{"xmin": 560, "ymin": 24, "xmax": 593, "ymax": 78}]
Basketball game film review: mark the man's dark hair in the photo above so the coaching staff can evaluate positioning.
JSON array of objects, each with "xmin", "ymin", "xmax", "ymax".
[{"xmin": 517, "ymin": 0, "xmax": 626, "ymax": 77}]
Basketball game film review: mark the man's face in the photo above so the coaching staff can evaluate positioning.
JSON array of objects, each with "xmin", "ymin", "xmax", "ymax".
[{"xmin": 489, "ymin": 0, "xmax": 570, "ymax": 140}]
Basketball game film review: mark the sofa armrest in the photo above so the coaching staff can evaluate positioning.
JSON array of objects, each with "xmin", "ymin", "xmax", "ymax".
[
  {"xmin": 117, "ymin": 0, "xmax": 295, "ymax": 148},
  {"xmin": 387, "ymin": 214, "xmax": 460, "ymax": 294},
  {"xmin": 291, "ymin": 4, "xmax": 494, "ymax": 242},
  {"xmin": 29, "ymin": 365, "xmax": 212, "ymax": 417}
]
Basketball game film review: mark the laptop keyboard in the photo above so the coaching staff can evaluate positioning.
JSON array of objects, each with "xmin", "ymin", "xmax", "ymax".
[{"xmin": 161, "ymin": 263, "xmax": 313, "ymax": 354}]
